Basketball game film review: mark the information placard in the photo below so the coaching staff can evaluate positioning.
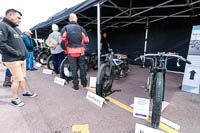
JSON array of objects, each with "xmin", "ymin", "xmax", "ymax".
[
  {"xmin": 35, "ymin": 62, "xmax": 42, "ymax": 67},
  {"xmin": 54, "ymin": 77, "xmax": 66, "ymax": 86},
  {"xmin": 133, "ymin": 97, "xmax": 150, "ymax": 120},
  {"xmin": 42, "ymin": 69, "xmax": 53, "ymax": 74},
  {"xmin": 89, "ymin": 77, "xmax": 97, "ymax": 90},
  {"xmin": 182, "ymin": 25, "xmax": 200, "ymax": 94},
  {"xmin": 86, "ymin": 91, "xmax": 104, "ymax": 108}
]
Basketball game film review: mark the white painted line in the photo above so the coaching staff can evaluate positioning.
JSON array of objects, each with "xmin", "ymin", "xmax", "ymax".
[{"xmin": 160, "ymin": 117, "xmax": 180, "ymax": 131}]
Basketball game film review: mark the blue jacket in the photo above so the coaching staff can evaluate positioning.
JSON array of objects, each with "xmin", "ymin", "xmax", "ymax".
[{"xmin": 22, "ymin": 33, "xmax": 34, "ymax": 52}]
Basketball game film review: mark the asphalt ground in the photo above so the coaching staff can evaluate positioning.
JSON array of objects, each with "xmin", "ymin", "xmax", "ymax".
[{"xmin": 0, "ymin": 63, "xmax": 200, "ymax": 133}]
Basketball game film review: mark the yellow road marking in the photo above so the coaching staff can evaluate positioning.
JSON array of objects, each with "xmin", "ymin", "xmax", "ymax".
[
  {"xmin": 82, "ymin": 85, "xmax": 179, "ymax": 133},
  {"xmin": 72, "ymin": 124, "xmax": 90, "ymax": 133},
  {"xmin": 147, "ymin": 118, "xmax": 179, "ymax": 133},
  {"xmin": 105, "ymin": 96, "xmax": 133, "ymax": 113},
  {"xmin": 79, "ymin": 84, "xmax": 96, "ymax": 93}
]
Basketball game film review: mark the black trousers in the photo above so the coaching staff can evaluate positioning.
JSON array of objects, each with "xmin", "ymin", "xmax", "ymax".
[{"xmin": 68, "ymin": 54, "xmax": 87, "ymax": 86}]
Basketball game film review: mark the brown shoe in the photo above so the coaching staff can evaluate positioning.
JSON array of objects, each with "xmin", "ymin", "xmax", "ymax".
[{"xmin": 3, "ymin": 76, "xmax": 12, "ymax": 87}]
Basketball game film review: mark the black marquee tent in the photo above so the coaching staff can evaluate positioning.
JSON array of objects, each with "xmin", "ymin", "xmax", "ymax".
[{"xmin": 30, "ymin": 0, "xmax": 200, "ymax": 71}]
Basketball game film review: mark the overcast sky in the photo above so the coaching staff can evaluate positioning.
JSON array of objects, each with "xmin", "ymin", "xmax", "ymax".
[{"xmin": 0, "ymin": 0, "xmax": 85, "ymax": 32}]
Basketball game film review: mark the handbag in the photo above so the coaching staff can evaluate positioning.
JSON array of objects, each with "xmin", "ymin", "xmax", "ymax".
[{"xmin": 45, "ymin": 38, "xmax": 58, "ymax": 49}]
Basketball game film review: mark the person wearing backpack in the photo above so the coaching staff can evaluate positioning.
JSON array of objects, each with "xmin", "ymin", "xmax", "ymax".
[{"xmin": 60, "ymin": 13, "xmax": 89, "ymax": 90}]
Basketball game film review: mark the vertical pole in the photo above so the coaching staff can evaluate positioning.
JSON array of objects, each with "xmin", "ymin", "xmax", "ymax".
[
  {"xmin": 142, "ymin": 17, "xmax": 149, "ymax": 67},
  {"xmin": 97, "ymin": 3, "xmax": 101, "ymax": 70},
  {"xmin": 35, "ymin": 30, "xmax": 38, "ymax": 48},
  {"xmin": 129, "ymin": 0, "xmax": 132, "ymax": 16}
]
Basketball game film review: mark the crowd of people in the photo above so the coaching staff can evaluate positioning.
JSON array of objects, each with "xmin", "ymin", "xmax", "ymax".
[{"xmin": 0, "ymin": 8, "xmax": 111, "ymax": 107}]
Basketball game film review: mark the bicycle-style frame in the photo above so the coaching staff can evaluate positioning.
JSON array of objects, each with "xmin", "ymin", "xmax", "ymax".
[
  {"xmin": 135, "ymin": 52, "xmax": 191, "ymax": 129},
  {"xmin": 96, "ymin": 49, "xmax": 129, "ymax": 97}
]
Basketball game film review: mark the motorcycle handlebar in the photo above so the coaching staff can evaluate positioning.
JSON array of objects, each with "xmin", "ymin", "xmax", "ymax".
[
  {"xmin": 134, "ymin": 56, "xmax": 141, "ymax": 61},
  {"xmin": 135, "ymin": 53, "xmax": 192, "ymax": 64}
]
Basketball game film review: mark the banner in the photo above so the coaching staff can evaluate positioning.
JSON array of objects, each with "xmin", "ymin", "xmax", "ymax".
[{"xmin": 182, "ymin": 25, "xmax": 200, "ymax": 94}]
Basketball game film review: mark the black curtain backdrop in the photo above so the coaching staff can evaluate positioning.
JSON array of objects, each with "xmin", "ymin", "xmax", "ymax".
[{"xmin": 87, "ymin": 17, "xmax": 200, "ymax": 72}]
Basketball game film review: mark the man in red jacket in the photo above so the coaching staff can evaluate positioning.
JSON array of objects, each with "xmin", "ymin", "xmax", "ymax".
[{"xmin": 60, "ymin": 13, "xmax": 89, "ymax": 90}]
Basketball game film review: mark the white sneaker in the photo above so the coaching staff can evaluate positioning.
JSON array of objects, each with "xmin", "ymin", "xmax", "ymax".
[
  {"xmin": 11, "ymin": 98, "xmax": 25, "ymax": 107},
  {"xmin": 23, "ymin": 91, "xmax": 38, "ymax": 97}
]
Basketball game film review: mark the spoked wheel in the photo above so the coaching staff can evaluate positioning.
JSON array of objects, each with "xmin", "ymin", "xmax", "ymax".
[
  {"xmin": 34, "ymin": 51, "xmax": 40, "ymax": 62},
  {"xmin": 47, "ymin": 55, "xmax": 54, "ymax": 70},
  {"xmin": 38, "ymin": 52, "xmax": 49, "ymax": 65},
  {"xmin": 85, "ymin": 56, "xmax": 90, "ymax": 71},
  {"xmin": 60, "ymin": 57, "xmax": 72, "ymax": 80},
  {"xmin": 92, "ymin": 56, "xmax": 98, "ymax": 70},
  {"xmin": 151, "ymin": 72, "xmax": 163, "ymax": 129},
  {"xmin": 124, "ymin": 59, "xmax": 130, "ymax": 76},
  {"xmin": 92, "ymin": 64, "xmax": 98, "ymax": 70},
  {"xmin": 96, "ymin": 63, "xmax": 113, "ymax": 97},
  {"xmin": 146, "ymin": 73, "xmax": 155, "ymax": 98}
]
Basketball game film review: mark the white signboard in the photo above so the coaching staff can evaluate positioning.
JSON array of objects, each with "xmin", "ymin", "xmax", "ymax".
[
  {"xmin": 182, "ymin": 25, "xmax": 200, "ymax": 94},
  {"xmin": 89, "ymin": 77, "xmax": 97, "ymax": 90},
  {"xmin": 86, "ymin": 91, "xmax": 105, "ymax": 108},
  {"xmin": 54, "ymin": 77, "xmax": 66, "ymax": 86},
  {"xmin": 40, "ymin": 59, "xmax": 44, "ymax": 64},
  {"xmin": 35, "ymin": 62, "xmax": 42, "ymax": 67},
  {"xmin": 64, "ymin": 67, "xmax": 72, "ymax": 77},
  {"xmin": 161, "ymin": 101, "xmax": 169, "ymax": 112},
  {"xmin": 135, "ymin": 123, "xmax": 166, "ymax": 133},
  {"xmin": 42, "ymin": 69, "xmax": 53, "ymax": 74},
  {"xmin": 133, "ymin": 97, "xmax": 150, "ymax": 120}
]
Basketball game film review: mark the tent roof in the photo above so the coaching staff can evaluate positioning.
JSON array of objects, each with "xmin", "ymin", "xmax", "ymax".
[
  {"xmin": 31, "ymin": 0, "xmax": 200, "ymax": 38},
  {"xmin": 30, "ymin": 0, "xmax": 105, "ymax": 31}
]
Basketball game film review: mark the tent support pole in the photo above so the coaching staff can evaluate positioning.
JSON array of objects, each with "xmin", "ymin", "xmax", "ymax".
[
  {"xmin": 97, "ymin": 3, "xmax": 101, "ymax": 70},
  {"xmin": 143, "ymin": 17, "xmax": 149, "ymax": 68},
  {"xmin": 35, "ymin": 30, "xmax": 38, "ymax": 48}
]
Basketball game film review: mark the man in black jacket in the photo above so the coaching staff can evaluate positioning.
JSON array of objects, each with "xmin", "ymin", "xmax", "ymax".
[
  {"xmin": 0, "ymin": 16, "xmax": 13, "ymax": 87},
  {"xmin": 0, "ymin": 9, "xmax": 37, "ymax": 107},
  {"xmin": 60, "ymin": 13, "xmax": 89, "ymax": 90}
]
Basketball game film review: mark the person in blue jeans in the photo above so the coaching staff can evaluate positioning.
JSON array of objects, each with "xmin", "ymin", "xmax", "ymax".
[
  {"xmin": 22, "ymin": 31, "xmax": 37, "ymax": 71},
  {"xmin": 47, "ymin": 24, "xmax": 64, "ymax": 74},
  {"xmin": 3, "ymin": 68, "xmax": 12, "ymax": 87}
]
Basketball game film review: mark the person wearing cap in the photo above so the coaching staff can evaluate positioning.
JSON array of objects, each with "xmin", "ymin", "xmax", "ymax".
[
  {"xmin": 46, "ymin": 24, "xmax": 64, "ymax": 74},
  {"xmin": 22, "ymin": 30, "xmax": 37, "ymax": 71},
  {"xmin": 0, "ymin": 9, "xmax": 38, "ymax": 107}
]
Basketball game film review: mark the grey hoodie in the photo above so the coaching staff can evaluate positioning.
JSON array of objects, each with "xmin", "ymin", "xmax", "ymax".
[{"xmin": 47, "ymin": 31, "xmax": 63, "ymax": 54}]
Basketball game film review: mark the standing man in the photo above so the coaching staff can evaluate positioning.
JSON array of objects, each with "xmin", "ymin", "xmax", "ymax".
[
  {"xmin": 101, "ymin": 32, "xmax": 110, "ymax": 54},
  {"xmin": 22, "ymin": 30, "xmax": 37, "ymax": 71},
  {"xmin": 60, "ymin": 13, "xmax": 89, "ymax": 90},
  {"xmin": 0, "ymin": 9, "xmax": 37, "ymax": 107},
  {"xmin": 46, "ymin": 24, "xmax": 64, "ymax": 74},
  {"xmin": 1, "ymin": 16, "xmax": 13, "ymax": 87}
]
